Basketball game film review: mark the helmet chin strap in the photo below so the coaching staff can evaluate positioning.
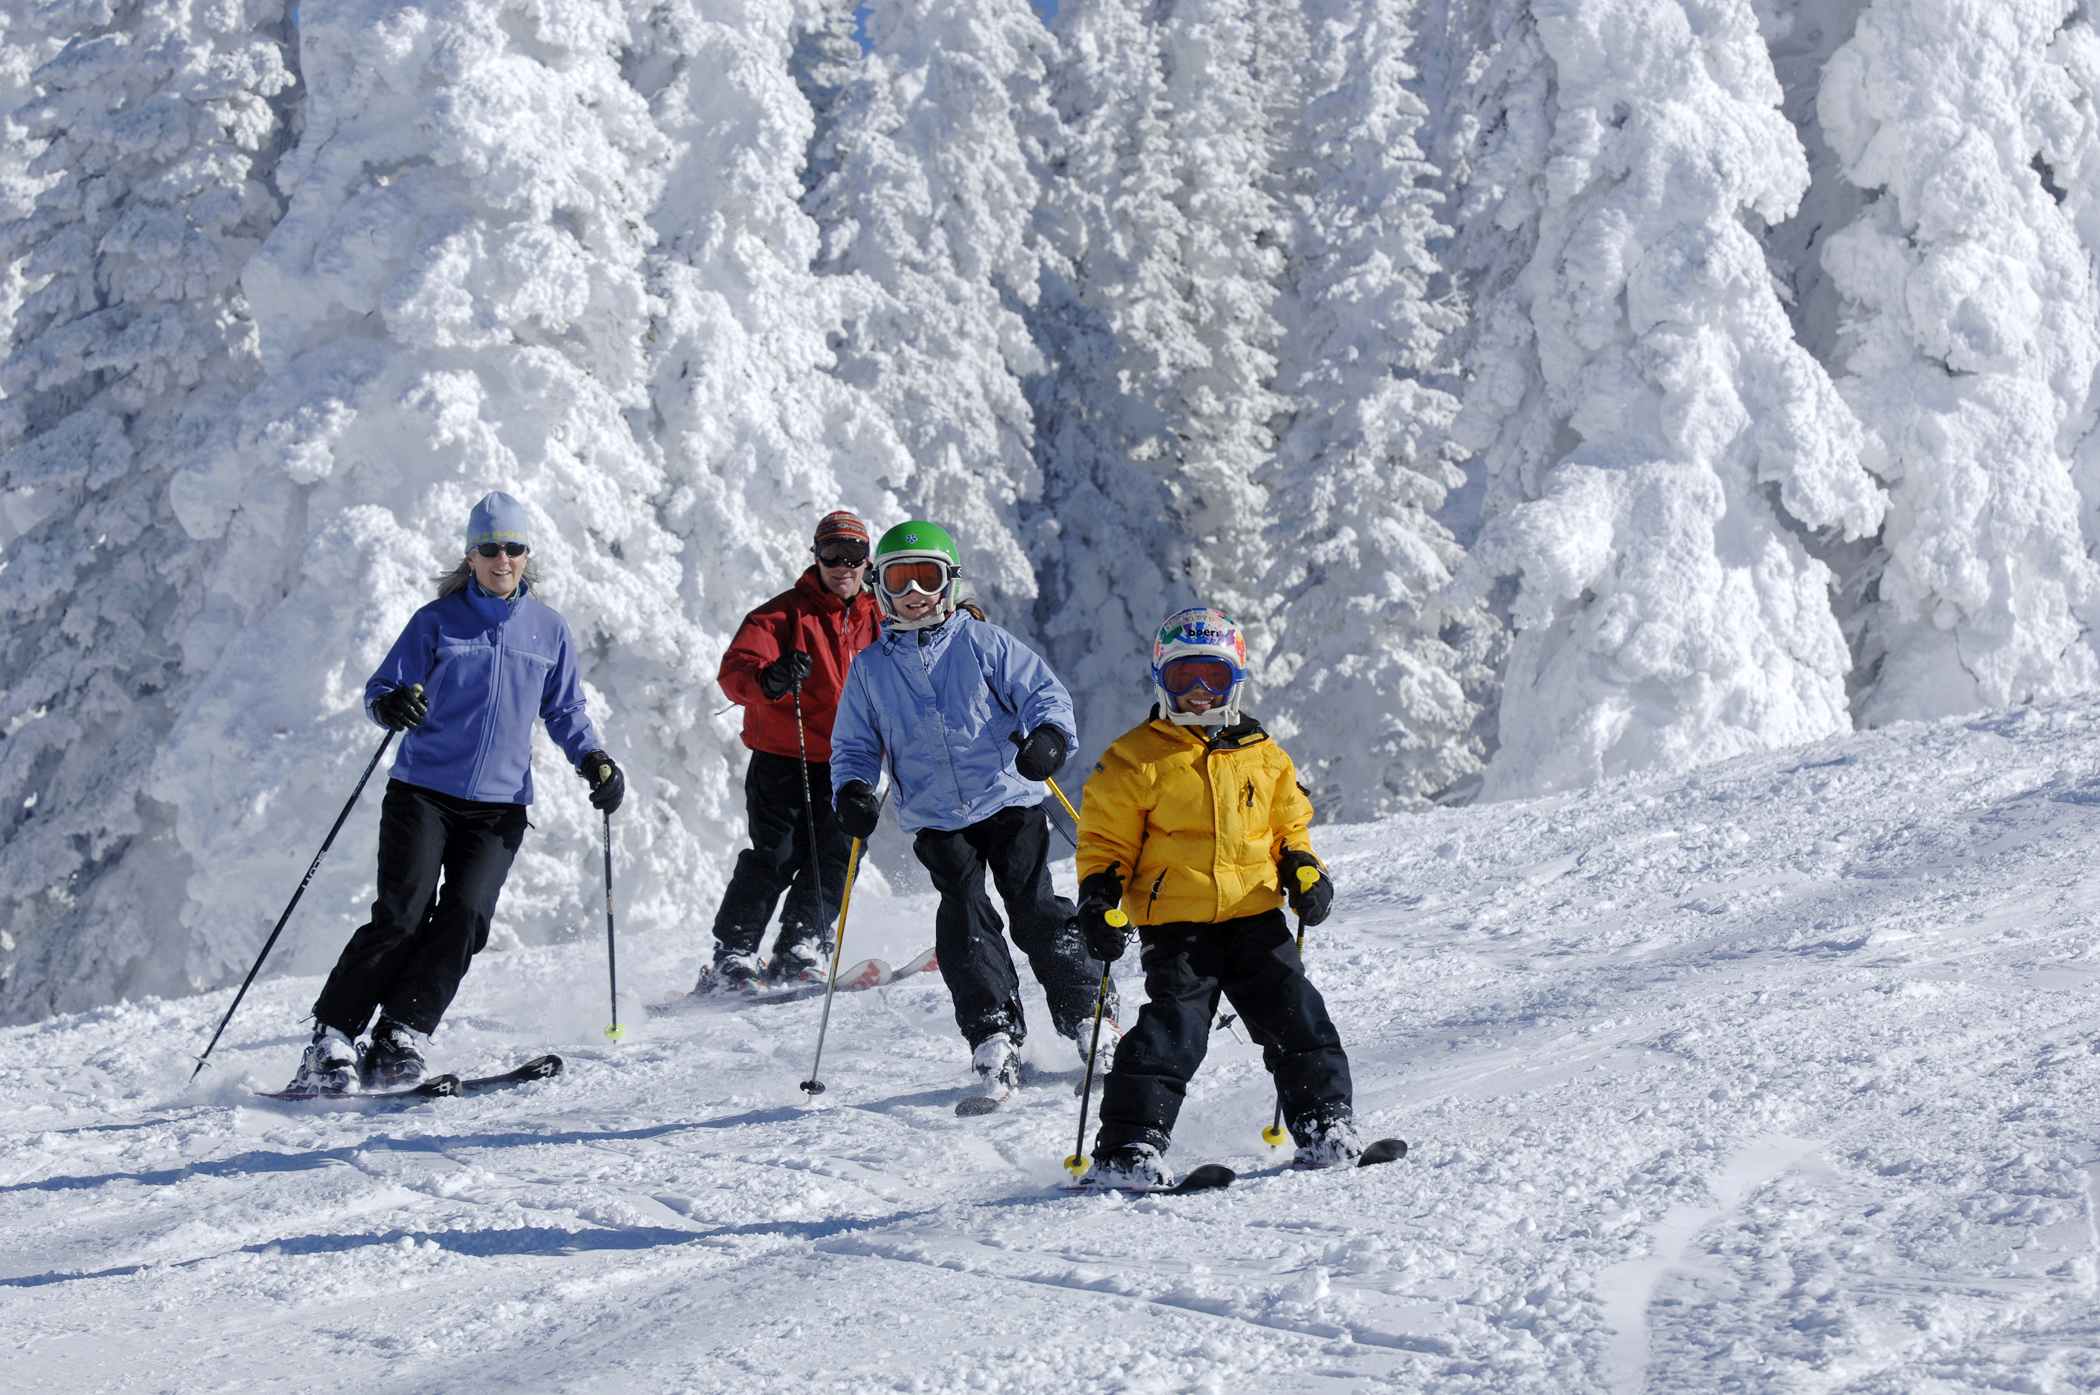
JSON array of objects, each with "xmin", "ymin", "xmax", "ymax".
[{"xmin": 1158, "ymin": 688, "xmax": 1239, "ymax": 727}]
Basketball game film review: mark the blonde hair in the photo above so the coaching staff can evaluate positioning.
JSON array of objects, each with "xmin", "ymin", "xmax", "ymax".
[{"xmin": 435, "ymin": 554, "xmax": 543, "ymax": 598}]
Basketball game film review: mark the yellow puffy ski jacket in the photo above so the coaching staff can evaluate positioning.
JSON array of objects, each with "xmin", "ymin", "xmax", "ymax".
[{"xmin": 1076, "ymin": 713, "xmax": 1319, "ymax": 926}]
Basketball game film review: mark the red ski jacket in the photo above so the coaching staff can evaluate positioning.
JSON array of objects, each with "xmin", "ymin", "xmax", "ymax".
[{"xmin": 718, "ymin": 569, "xmax": 882, "ymax": 762}]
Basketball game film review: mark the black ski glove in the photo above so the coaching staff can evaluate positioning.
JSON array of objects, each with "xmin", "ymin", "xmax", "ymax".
[
  {"xmin": 1010, "ymin": 724, "xmax": 1069, "ymax": 781},
  {"xmin": 1278, "ymin": 849, "xmax": 1332, "ymax": 926},
  {"xmin": 582, "ymin": 752, "xmax": 625, "ymax": 814},
  {"xmin": 758, "ymin": 649, "xmax": 814, "ymax": 701},
  {"xmin": 373, "ymin": 683, "xmax": 427, "ymax": 732},
  {"xmin": 1075, "ymin": 863, "xmax": 1129, "ymax": 962},
  {"xmin": 836, "ymin": 779, "xmax": 881, "ymax": 840}
]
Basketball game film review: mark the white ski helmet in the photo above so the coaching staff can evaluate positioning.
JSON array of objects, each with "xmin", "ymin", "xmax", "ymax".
[{"xmin": 1152, "ymin": 607, "xmax": 1248, "ymax": 727}]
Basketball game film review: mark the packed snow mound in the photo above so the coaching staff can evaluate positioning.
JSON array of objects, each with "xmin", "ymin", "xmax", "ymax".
[{"xmin": 5, "ymin": 695, "xmax": 2100, "ymax": 1391}]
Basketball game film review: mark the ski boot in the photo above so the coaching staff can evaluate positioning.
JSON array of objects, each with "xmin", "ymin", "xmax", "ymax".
[
  {"xmin": 693, "ymin": 951, "xmax": 766, "ymax": 997},
  {"xmin": 1292, "ymin": 1115, "xmax": 1364, "ymax": 1170},
  {"xmin": 362, "ymin": 1017, "xmax": 427, "ymax": 1090},
  {"xmin": 971, "ymin": 1032, "xmax": 1022, "ymax": 1094},
  {"xmin": 287, "ymin": 1026, "xmax": 361, "ymax": 1096},
  {"xmin": 769, "ymin": 936, "xmax": 830, "ymax": 987},
  {"xmin": 1075, "ymin": 1015, "xmax": 1122, "ymax": 1077},
  {"xmin": 1078, "ymin": 1142, "xmax": 1172, "ymax": 1192}
]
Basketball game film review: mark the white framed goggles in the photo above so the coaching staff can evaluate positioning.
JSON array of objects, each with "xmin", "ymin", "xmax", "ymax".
[{"xmin": 878, "ymin": 557, "xmax": 954, "ymax": 597}]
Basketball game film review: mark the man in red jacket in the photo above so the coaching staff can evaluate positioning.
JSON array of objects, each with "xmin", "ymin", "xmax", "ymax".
[{"xmin": 697, "ymin": 511, "xmax": 884, "ymax": 993}]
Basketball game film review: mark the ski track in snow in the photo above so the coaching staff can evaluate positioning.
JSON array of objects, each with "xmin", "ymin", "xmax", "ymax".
[{"xmin": 7, "ymin": 702, "xmax": 2100, "ymax": 1391}]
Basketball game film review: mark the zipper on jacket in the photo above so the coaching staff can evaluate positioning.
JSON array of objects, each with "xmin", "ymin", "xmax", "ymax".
[
  {"xmin": 468, "ymin": 601, "xmax": 508, "ymax": 796},
  {"xmin": 1244, "ymin": 778, "xmax": 1255, "ymax": 808},
  {"xmin": 1146, "ymin": 868, "xmax": 1167, "ymax": 917}
]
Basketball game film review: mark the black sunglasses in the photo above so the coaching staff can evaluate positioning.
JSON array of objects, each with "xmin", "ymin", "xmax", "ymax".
[
  {"xmin": 475, "ymin": 542, "xmax": 528, "ymax": 558},
  {"xmin": 816, "ymin": 550, "xmax": 868, "ymax": 568}
]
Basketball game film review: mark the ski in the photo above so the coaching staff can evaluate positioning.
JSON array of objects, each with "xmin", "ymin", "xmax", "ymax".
[
  {"xmin": 954, "ymin": 1088, "xmax": 1010, "ymax": 1117},
  {"xmin": 457, "ymin": 1053, "xmax": 564, "ymax": 1093},
  {"xmin": 256, "ymin": 1076, "xmax": 460, "ymax": 1103},
  {"xmin": 254, "ymin": 1054, "xmax": 563, "ymax": 1103},
  {"xmin": 1358, "ymin": 1136, "xmax": 1407, "ymax": 1167},
  {"xmin": 1064, "ymin": 1162, "xmax": 1237, "ymax": 1196},
  {"xmin": 1285, "ymin": 1136, "xmax": 1410, "ymax": 1171},
  {"xmin": 649, "ymin": 946, "xmax": 938, "ymax": 1016}
]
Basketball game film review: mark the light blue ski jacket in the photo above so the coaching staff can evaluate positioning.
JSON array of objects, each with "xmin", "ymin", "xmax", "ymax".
[
  {"xmin": 364, "ymin": 580, "xmax": 601, "ymax": 805},
  {"xmin": 829, "ymin": 613, "xmax": 1076, "ymax": 834}
]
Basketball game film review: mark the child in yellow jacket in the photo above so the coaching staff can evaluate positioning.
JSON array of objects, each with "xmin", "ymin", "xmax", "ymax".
[{"xmin": 1073, "ymin": 607, "xmax": 1357, "ymax": 1190}]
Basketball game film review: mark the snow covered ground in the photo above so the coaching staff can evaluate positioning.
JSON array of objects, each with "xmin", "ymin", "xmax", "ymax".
[{"xmin": 7, "ymin": 697, "xmax": 2100, "ymax": 1393}]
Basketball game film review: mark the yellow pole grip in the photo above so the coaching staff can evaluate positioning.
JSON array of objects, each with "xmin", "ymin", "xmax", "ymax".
[{"xmin": 1296, "ymin": 864, "xmax": 1320, "ymax": 892}]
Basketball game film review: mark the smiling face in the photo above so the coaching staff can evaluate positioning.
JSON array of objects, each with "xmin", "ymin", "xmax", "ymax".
[
  {"xmin": 893, "ymin": 589, "xmax": 939, "ymax": 622},
  {"xmin": 469, "ymin": 545, "xmax": 525, "ymax": 598}
]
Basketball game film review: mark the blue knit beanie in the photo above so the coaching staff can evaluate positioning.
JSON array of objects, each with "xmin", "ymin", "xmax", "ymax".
[{"xmin": 465, "ymin": 492, "xmax": 532, "ymax": 552}]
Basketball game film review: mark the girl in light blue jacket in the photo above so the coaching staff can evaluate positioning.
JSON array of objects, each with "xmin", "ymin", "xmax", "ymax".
[{"xmin": 831, "ymin": 521, "xmax": 1113, "ymax": 1106}]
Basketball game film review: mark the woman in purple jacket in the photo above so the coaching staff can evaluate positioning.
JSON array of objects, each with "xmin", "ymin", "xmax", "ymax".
[{"xmin": 288, "ymin": 493, "xmax": 624, "ymax": 1095}]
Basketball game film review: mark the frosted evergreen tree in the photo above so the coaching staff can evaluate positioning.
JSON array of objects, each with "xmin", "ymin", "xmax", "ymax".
[
  {"xmin": 1818, "ymin": 0, "xmax": 2100, "ymax": 724},
  {"xmin": 1260, "ymin": 0, "xmax": 1487, "ymax": 817},
  {"xmin": 144, "ymin": 0, "xmax": 699, "ymax": 999},
  {"xmin": 0, "ymin": 0, "xmax": 296, "ymax": 1020},
  {"xmin": 633, "ymin": 0, "xmax": 907, "ymax": 902},
  {"xmin": 801, "ymin": 0, "xmax": 1058, "ymax": 624},
  {"xmin": 1036, "ymin": 0, "xmax": 1293, "ymax": 754},
  {"xmin": 1443, "ymin": 0, "xmax": 1884, "ymax": 800},
  {"xmin": 0, "ymin": 0, "xmax": 66, "ymax": 439}
]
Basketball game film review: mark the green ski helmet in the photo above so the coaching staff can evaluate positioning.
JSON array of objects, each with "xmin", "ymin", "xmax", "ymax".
[{"xmin": 871, "ymin": 520, "xmax": 964, "ymax": 630}]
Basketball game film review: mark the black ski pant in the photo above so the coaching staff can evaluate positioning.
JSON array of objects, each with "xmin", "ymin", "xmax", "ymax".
[
  {"xmin": 311, "ymin": 779, "xmax": 527, "ymax": 1039},
  {"xmin": 710, "ymin": 750, "xmax": 851, "ymax": 962},
  {"xmin": 1095, "ymin": 908, "xmax": 1352, "ymax": 1156},
  {"xmin": 912, "ymin": 802, "xmax": 1109, "ymax": 1048}
]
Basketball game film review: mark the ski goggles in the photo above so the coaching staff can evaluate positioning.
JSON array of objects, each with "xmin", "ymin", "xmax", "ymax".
[
  {"xmin": 1157, "ymin": 657, "xmax": 1241, "ymax": 698},
  {"xmin": 878, "ymin": 558, "xmax": 952, "ymax": 597},
  {"xmin": 474, "ymin": 542, "xmax": 529, "ymax": 558},
  {"xmin": 815, "ymin": 546, "xmax": 868, "ymax": 569}
]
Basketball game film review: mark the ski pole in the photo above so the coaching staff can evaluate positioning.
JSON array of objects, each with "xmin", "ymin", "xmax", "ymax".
[
  {"xmin": 798, "ymin": 835, "xmax": 863, "ymax": 1096},
  {"xmin": 1262, "ymin": 875, "xmax": 1318, "ymax": 1145},
  {"xmin": 791, "ymin": 684, "xmax": 828, "ymax": 961},
  {"xmin": 1064, "ymin": 913, "xmax": 1127, "ymax": 1177},
  {"xmin": 190, "ymin": 700, "xmax": 412, "ymax": 1081},
  {"xmin": 601, "ymin": 787, "xmax": 622, "ymax": 1041}
]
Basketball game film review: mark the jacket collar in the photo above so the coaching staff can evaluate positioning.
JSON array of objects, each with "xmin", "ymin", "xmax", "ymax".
[
  {"xmin": 467, "ymin": 577, "xmax": 527, "ymax": 623},
  {"xmin": 882, "ymin": 608, "xmax": 966, "ymax": 653},
  {"xmin": 1148, "ymin": 705, "xmax": 1268, "ymax": 751}
]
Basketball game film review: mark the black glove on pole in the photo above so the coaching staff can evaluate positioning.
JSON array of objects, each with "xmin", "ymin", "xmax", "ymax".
[
  {"xmin": 1011, "ymin": 724, "xmax": 1068, "ymax": 781},
  {"xmin": 835, "ymin": 779, "xmax": 881, "ymax": 840},
  {"xmin": 1279, "ymin": 850, "xmax": 1332, "ymax": 925},
  {"xmin": 582, "ymin": 751, "xmax": 625, "ymax": 813},
  {"xmin": 1075, "ymin": 863, "xmax": 1128, "ymax": 963},
  {"xmin": 373, "ymin": 684, "xmax": 428, "ymax": 731},
  {"xmin": 759, "ymin": 650, "xmax": 814, "ymax": 701},
  {"xmin": 190, "ymin": 686, "xmax": 420, "ymax": 1082}
]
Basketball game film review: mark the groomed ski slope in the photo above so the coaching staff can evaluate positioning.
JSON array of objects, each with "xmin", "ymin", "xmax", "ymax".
[{"xmin": 7, "ymin": 701, "xmax": 2100, "ymax": 1393}]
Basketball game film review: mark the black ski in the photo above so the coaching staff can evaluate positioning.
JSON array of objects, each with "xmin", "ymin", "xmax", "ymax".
[
  {"xmin": 1064, "ymin": 1162, "xmax": 1237, "ymax": 1195},
  {"xmin": 255, "ymin": 1054, "xmax": 562, "ymax": 1103},
  {"xmin": 955, "ymin": 1090, "xmax": 1010, "ymax": 1117},
  {"xmin": 257, "ymin": 1077, "xmax": 459, "ymax": 1103},
  {"xmin": 1358, "ymin": 1136, "xmax": 1407, "ymax": 1167},
  {"xmin": 456, "ymin": 1053, "xmax": 564, "ymax": 1093}
]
